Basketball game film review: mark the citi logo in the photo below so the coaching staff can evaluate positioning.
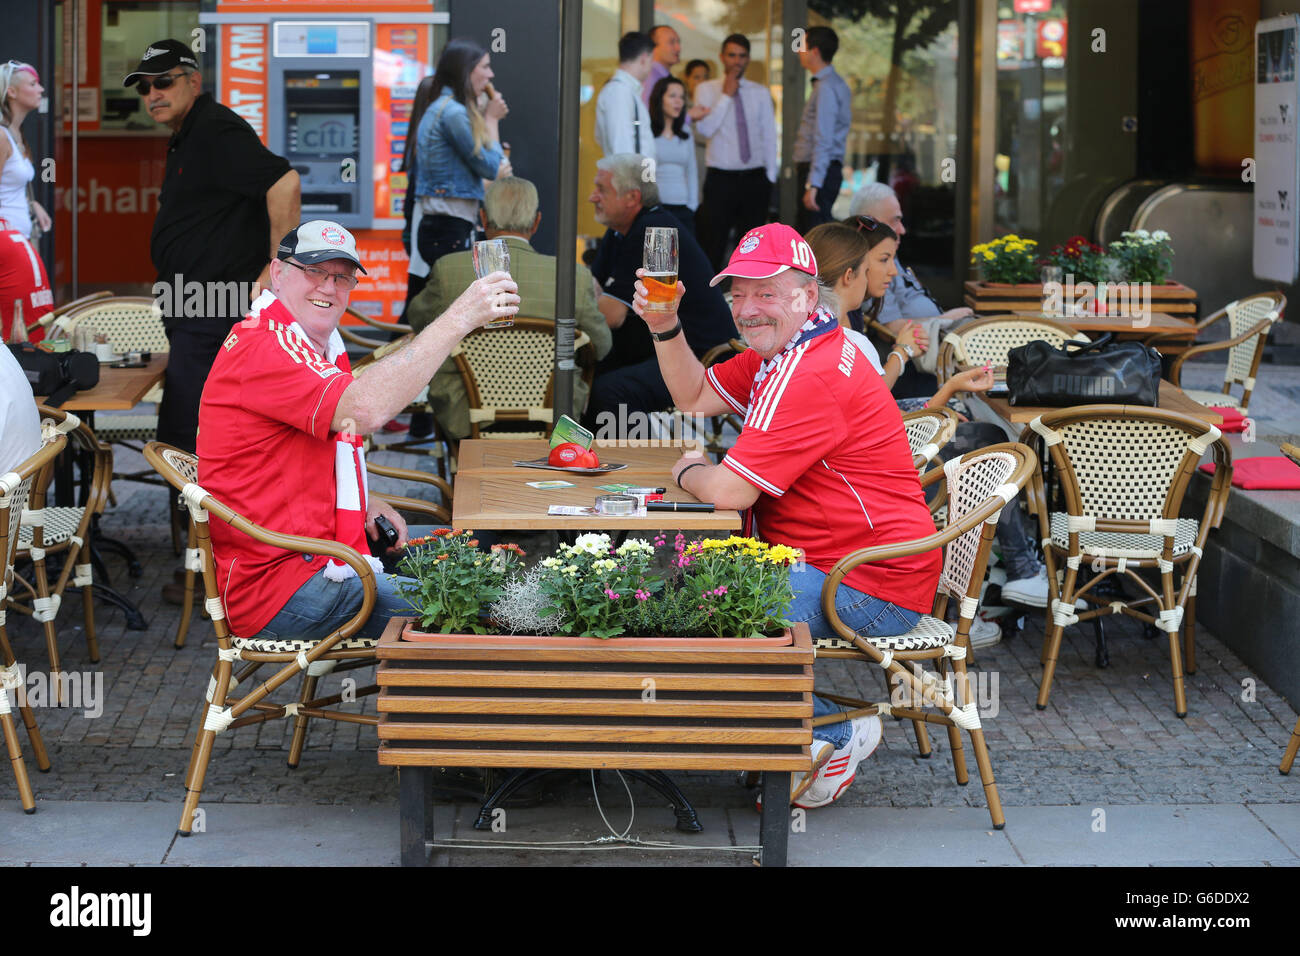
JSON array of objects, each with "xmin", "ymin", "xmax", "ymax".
[{"xmin": 49, "ymin": 886, "xmax": 151, "ymax": 936}]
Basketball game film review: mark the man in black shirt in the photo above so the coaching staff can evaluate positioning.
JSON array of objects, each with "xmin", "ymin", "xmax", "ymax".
[
  {"xmin": 583, "ymin": 153, "xmax": 733, "ymax": 435},
  {"xmin": 127, "ymin": 39, "xmax": 301, "ymax": 454}
]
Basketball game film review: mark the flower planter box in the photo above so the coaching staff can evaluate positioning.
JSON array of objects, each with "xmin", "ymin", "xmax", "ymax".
[
  {"xmin": 376, "ymin": 616, "xmax": 814, "ymax": 866},
  {"xmin": 963, "ymin": 279, "xmax": 1199, "ymax": 319}
]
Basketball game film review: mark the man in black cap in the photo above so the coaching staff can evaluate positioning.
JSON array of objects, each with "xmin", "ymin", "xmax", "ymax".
[
  {"xmin": 127, "ymin": 38, "xmax": 300, "ymax": 602},
  {"xmin": 197, "ymin": 220, "xmax": 519, "ymax": 643}
]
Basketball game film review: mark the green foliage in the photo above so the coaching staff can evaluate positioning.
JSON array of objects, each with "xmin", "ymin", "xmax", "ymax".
[{"xmin": 393, "ymin": 531, "xmax": 523, "ymax": 634}]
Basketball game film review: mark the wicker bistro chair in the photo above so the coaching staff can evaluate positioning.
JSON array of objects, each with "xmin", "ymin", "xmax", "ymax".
[
  {"xmin": 143, "ymin": 442, "xmax": 385, "ymax": 837},
  {"xmin": 169, "ymin": 443, "xmax": 453, "ymax": 650},
  {"xmin": 1151, "ymin": 292, "xmax": 1286, "ymax": 416},
  {"xmin": 0, "ymin": 425, "xmax": 65, "ymax": 812},
  {"xmin": 1019, "ymin": 407, "xmax": 1231, "ymax": 717},
  {"xmin": 28, "ymin": 290, "xmax": 114, "ymax": 340},
  {"xmin": 453, "ymin": 316, "xmax": 593, "ymax": 440},
  {"xmin": 810, "ymin": 442, "xmax": 1038, "ymax": 829},
  {"xmin": 8, "ymin": 407, "xmax": 111, "ymax": 698},
  {"xmin": 902, "ymin": 406, "xmax": 958, "ymax": 472},
  {"xmin": 935, "ymin": 315, "xmax": 1089, "ymax": 384}
]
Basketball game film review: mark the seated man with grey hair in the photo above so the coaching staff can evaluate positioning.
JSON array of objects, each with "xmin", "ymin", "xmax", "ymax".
[
  {"xmin": 848, "ymin": 181, "xmax": 973, "ymax": 398},
  {"xmin": 406, "ymin": 176, "xmax": 613, "ymax": 439},
  {"xmin": 582, "ymin": 153, "xmax": 733, "ymax": 434},
  {"xmin": 629, "ymin": 221, "xmax": 942, "ymax": 809}
]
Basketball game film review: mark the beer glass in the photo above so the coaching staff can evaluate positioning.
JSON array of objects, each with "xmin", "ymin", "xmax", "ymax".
[
  {"xmin": 642, "ymin": 227, "xmax": 679, "ymax": 313},
  {"xmin": 473, "ymin": 238, "xmax": 513, "ymax": 329}
]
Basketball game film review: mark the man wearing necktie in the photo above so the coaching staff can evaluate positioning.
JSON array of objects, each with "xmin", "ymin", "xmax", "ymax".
[
  {"xmin": 691, "ymin": 34, "xmax": 779, "ymax": 271},
  {"xmin": 794, "ymin": 26, "xmax": 852, "ymax": 233}
]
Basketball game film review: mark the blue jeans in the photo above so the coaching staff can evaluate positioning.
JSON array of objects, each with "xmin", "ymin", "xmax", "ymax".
[
  {"xmin": 254, "ymin": 525, "xmax": 441, "ymax": 643},
  {"xmin": 788, "ymin": 563, "xmax": 922, "ymax": 749}
]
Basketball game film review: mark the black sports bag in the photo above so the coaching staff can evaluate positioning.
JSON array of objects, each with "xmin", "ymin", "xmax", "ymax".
[
  {"xmin": 1006, "ymin": 333, "xmax": 1161, "ymax": 407},
  {"xmin": 7, "ymin": 342, "xmax": 100, "ymax": 407}
]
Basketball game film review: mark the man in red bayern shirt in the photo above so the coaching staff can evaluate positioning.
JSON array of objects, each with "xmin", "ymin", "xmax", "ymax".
[
  {"xmin": 631, "ymin": 222, "xmax": 942, "ymax": 809},
  {"xmin": 197, "ymin": 220, "xmax": 518, "ymax": 643}
]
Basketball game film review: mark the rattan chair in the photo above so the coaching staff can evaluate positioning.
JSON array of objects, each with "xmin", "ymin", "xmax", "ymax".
[
  {"xmin": 1019, "ymin": 406, "xmax": 1232, "ymax": 717},
  {"xmin": 936, "ymin": 315, "xmax": 1089, "ymax": 384},
  {"xmin": 144, "ymin": 441, "xmax": 384, "ymax": 837},
  {"xmin": 902, "ymin": 406, "xmax": 959, "ymax": 472},
  {"xmin": 1152, "ymin": 292, "xmax": 1286, "ymax": 416},
  {"xmin": 453, "ymin": 316, "xmax": 592, "ymax": 440},
  {"xmin": 168, "ymin": 445, "xmax": 453, "ymax": 650},
  {"xmin": 0, "ymin": 424, "xmax": 64, "ymax": 812},
  {"xmin": 28, "ymin": 290, "xmax": 113, "ymax": 339},
  {"xmin": 810, "ymin": 442, "xmax": 1038, "ymax": 829},
  {"xmin": 8, "ymin": 407, "xmax": 111, "ymax": 699}
]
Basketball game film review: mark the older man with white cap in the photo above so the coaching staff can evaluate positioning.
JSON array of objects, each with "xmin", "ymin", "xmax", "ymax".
[
  {"xmin": 630, "ymin": 222, "xmax": 943, "ymax": 810},
  {"xmin": 196, "ymin": 220, "xmax": 518, "ymax": 644}
]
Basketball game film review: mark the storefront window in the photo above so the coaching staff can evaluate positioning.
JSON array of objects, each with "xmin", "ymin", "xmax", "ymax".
[
  {"xmin": 809, "ymin": 1, "xmax": 961, "ymax": 290},
  {"xmin": 99, "ymin": 1, "xmax": 202, "ymax": 131}
]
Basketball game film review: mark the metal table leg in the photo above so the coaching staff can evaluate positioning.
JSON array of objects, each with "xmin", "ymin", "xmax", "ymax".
[
  {"xmin": 757, "ymin": 772, "xmax": 790, "ymax": 867},
  {"xmin": 399, "ymin": 766, "xmax": 433, "ymax": 867}
]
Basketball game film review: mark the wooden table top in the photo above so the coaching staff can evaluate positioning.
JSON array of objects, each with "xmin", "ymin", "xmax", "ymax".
[
  {"xmin": 456, "ymin": 438, "xmax": 706, "ymax": 473},
  {"xmin": 1010, "ymin": 311, "xmax": 1195, "ymax": 337},
  {"xmin": 452, "ymin": 469, "xmax": 741, "ymax": 530},
  {"xmin": 975, "ymin": 379, "xmax": 1223, "ymax": 426},
  {"xmin": 35, "ymin": 355, "xmax": 167, "ymax": 411}
]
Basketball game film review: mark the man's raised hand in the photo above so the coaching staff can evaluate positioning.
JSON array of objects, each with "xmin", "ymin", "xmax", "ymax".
[{"xmin": 447, "ymin": 271, "xmax": 520, "ymax": 332}]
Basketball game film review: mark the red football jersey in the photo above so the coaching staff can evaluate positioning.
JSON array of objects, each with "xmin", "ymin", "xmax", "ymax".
[
  {"xmin": 707, "ymin": 326, "xmax": 941, "ymax": 612},
  {"xmin": 197, "ymin": 312, "xmax": 353, "ymax": 636}
]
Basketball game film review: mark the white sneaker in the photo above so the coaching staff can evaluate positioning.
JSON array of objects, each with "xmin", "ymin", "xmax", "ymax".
[
  {"xmin": 967, "ymin": 616, "xmax": 1002, "ymax": 649},
  {"xmin": 1001, "ymin": 569, "xmax": 1050, "ymax": 607},
  {"xmin": 790, "ymin": 739, "xmax": 835, "ymax": 805},
  {"xmin": 795, "ymin": 715, "xmax": 883, "ymax": 810}
]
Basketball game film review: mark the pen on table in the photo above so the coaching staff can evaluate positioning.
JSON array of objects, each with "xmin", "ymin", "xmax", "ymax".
[{"xmin": 646, "ymin": 501, "xmax": 715, "ymax": 513}]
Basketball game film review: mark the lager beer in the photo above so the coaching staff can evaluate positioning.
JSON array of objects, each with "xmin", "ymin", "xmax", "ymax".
[{"xmin": 643, "ymin": 272, "xmax": 678, "ymax": 312}]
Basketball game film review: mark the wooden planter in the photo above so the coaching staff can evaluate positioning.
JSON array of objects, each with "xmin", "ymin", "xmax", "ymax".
[
  {"xmin": 399, "ymin": 623, "xmax": 795, "ymax": 648},
  {"xmin": 963, "ymin": 280, "xmax": 1198, "ymax": 319}
]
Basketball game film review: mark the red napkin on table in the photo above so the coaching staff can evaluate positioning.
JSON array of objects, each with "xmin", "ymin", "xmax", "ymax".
[
  {"xmin": 1199, "ymin": 457, "xmax": 1300, "ymax": 490},
  {"xmin": 1210, "ymin": 406, "xmax": 1248, "ymax": 433}
]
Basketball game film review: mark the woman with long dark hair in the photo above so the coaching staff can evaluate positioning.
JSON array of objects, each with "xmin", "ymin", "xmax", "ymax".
[
  {"xmin": 413, "ymin": 38, "xmax": 510, "ymax": 272},
  {"xmin": 401, "ymin": 74, "xmax": 440, "ymax": 306},
  {"xmin": 648, "ymin": 75, "xmax": 696, "ymax": 233},
  {"xmin": 0, "ymin": 60, "xmax": 52, "ymax": 342}
]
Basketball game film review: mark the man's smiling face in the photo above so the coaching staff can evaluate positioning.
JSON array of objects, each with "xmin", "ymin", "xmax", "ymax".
[
  {"xmin": 269, "ymin": 258, "xmax": 357, "ymax": 351},
  {"xmin": 729, "ymin": 271, "xmax": 816, "ymax": 360}
]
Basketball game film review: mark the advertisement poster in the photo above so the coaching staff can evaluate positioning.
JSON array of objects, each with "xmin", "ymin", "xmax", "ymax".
[{"xmin": 1253, "ymin": 15, "xmax": 1300, "ymax": 282}]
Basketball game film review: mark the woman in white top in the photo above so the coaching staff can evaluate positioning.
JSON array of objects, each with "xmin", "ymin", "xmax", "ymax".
[
  {"xmin": 0, "ymin": 60, "xmax": 53, "ymax": 343},
  {"xmin": 648, "ymin": 76, "xmax": 697, "ymax": 235}
]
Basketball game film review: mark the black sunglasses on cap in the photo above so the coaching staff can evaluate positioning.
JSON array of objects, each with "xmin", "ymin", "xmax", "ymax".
[
  {"xmin": 135, "ymin": 71, "xmax": 188, "ymax": 95},
  {"xmin": 853, "ymin": 215, "xmax": 880, "ymax": 234}
]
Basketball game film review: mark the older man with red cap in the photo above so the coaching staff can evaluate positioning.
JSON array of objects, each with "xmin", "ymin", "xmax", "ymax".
[{"xmin": 631, "ymin": 222, "xmax": 942, "ymax": 809}]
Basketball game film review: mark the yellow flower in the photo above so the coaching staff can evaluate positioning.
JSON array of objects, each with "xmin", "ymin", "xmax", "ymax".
[{"xmin": 983, "ymin": 251, "xmax": 995, "ymax": 260}]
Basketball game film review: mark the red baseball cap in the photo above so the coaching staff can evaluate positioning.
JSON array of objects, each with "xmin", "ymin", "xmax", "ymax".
[{"xmin": 709, "ymin": 224, "xmax": 818, "ymax": 287}]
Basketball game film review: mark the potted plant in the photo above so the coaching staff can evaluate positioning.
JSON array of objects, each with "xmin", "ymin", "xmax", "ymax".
[
  {"xmin": 394, "ymin": 531, "xmax": 800, "ymax": 644},
  {"xmin": 969, "ymin": 235, "xmax": 1040, "ymax": 284},
  {"xmin": 1107, "ymin": 229, "xmax": 1175, "ymax": 284}
]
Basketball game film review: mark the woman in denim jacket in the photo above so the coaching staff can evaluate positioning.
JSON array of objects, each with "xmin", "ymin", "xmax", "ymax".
[{"xmin": 414, "ymin": 38, "xmax": 511, "ymax": 272}]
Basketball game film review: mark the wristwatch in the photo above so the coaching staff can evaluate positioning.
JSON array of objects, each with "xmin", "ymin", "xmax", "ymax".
[
  {"xmin": 898, "ymin": 344, "xmax": 916, "ymax": 359},
  {"xmin": 650, "ymin": 320, "xmax": 683, "ymax": 342}
]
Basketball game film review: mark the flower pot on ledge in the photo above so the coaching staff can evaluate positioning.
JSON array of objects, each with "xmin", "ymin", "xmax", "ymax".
[{"xmin": 963, "ymin": 279, "xmax": 1198, "ymax": 319}]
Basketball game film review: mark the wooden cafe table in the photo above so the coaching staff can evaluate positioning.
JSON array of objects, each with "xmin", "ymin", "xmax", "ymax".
[{"xmin": 452, "ymin": 438, "xmax": 741, "ymax": 532}]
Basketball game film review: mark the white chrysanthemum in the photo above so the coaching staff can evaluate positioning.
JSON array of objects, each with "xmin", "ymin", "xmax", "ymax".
[
  {"xmin": 564, "ymin": 565, "xmax": 579, "ymax": 575},
  {"xmin": 541, "ymin": 557, "xmax": 561, "ymax": 568},
  {"xmin": 617, "ymin": 538, "xmax": 654, "ymax": 555},
  {"xmin": 593, "ymin": 558, "xmax": 618, "ymax": 572},
  {"xmin": 1152, "ymin": 230, "xmax": 1170, "ymax": 241},
  {"xmin": 572, "ymin": 532, "xmax": 612, "ymax": 555}
]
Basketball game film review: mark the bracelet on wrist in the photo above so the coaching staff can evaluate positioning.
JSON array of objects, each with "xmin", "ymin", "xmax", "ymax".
[{"xmin": 676, "ymin": 461, "xmax": 707, "ymax": 490}]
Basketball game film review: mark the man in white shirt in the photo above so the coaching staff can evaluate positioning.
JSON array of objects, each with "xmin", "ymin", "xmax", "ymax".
[
  {"xmin": 1, "ymin": 345, "xmax": 41, "ymax": 476},
  {"xmin": 691, "ymin": 33, "xmax": 779, "ymax": 271},
  {"xmin": 595, "ymin": 32, "xmax": 655, "ymax": 156}
]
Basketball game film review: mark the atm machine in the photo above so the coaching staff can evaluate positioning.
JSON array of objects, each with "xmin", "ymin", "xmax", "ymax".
[
  {"xmin": 269, "ymin": 21, "xmax": 373, "ymax": 227},
  {"xmin": 205, "ymin": 2, "xmax": 445, "ymax": 321}
]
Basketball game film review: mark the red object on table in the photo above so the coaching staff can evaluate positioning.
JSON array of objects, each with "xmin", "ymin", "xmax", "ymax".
[
  {"xmin": 1199, "ymin": 457, "xmax": 1300, "ymax": 490},
  {"xmin": 1209, "ymin": 406, "xmax": 1247, "ymax": 433}
]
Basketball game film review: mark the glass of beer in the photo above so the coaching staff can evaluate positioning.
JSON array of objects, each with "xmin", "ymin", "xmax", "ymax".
[
  {"xmin": 642, "ymin": 227, "xmax": 679, "ymax": 313},
  {"xmin": 473, "ymin": 238, "xmax": 513, "ymax": 329}
]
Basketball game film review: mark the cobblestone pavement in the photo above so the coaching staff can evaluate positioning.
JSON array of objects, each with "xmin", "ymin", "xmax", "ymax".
[
  {"xmin": 2, "ymin": 433, "xmax": 1296, "ymax": 820},
  {"xmin": 8, "ymin": 356, "xmax": 1300, "ymax": 816}
]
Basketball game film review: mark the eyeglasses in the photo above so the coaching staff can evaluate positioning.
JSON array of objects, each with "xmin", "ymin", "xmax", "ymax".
[
  {"xmin": 853, "ymin": 215, "xmax": 880, "ymax": 234},
  {"xmin": 282, "ymin": 259, "xmax": 360, "ymax": 291},
  {"xmin": 136, "ymin": 71, "xmax": 188, "ymax": 95}
]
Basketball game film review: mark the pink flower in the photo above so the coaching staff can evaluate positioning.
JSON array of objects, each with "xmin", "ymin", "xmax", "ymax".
[
  {"xmin": 604, "ymin": 589, "xmax": 621, "ymax": 601},
  {"xmin": 713, "ymin": 585, "xmax": 728, "ymax": 596},
  {"xmin": 635, "ymin": 589, "xmax": 650, "ymax": 601}
]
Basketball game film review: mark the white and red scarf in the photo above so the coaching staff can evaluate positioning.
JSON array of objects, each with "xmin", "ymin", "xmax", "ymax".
[{"xmin": 246, "ymin": 291, "xmax": 384, "ymax": 583}]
